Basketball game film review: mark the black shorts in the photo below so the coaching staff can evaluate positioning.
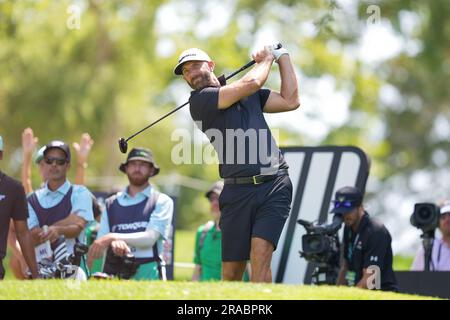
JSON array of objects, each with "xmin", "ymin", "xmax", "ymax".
[{"xmin": 219, "ymin": 173, "xmax": 293, "ymax": 261}]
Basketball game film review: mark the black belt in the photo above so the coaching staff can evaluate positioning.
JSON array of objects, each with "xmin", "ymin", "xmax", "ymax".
[{"xmin": 224, "ymin": 169, "xmax": 288, "ymax": 185}]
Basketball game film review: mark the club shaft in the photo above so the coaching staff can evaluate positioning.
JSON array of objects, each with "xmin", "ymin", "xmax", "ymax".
[
  {"xmin": 124, "ymin": 44, "xmax": 282, "ymax": 142},
  {"xmin": 126, "ymin": 101, "xmax": 189, "ymax": 142},
  {"xmin": 224, "ymin": 60, "xmax": 255, "ymax": 81}
]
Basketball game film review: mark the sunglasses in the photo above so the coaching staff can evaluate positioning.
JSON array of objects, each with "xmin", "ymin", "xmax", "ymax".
[
  {"xmin": 44, "ymin": 157, "xmax": 67, "ymax": 166},
  {"xmin": 333, "ymin": 200, "xmax": 355, "ymax": 208}
]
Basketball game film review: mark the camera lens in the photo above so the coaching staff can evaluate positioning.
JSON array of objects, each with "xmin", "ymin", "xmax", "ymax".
[
  {"xmin": 411, "ymin": 203, "xmax": 440, "ymax": 232},
  {"xmin": 309, "ymin": 238, "xmax": 321, "ymax": 251},
  {"xmin": 418, "ymin": 207, "xmax": 432, "ymax": 222}
]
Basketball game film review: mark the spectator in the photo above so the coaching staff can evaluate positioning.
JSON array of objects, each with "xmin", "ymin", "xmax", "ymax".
[
  {"xmin": 27, "ymin": 141, "xmax": 94, "ymax": 261},
  {"xmin": 411, "ymin": 200, "xmax": 450, "ymax": 271},
  {"xmin": 88, "ymin": 147, "xmax": 173, "ymax": 280},
  {"xmin": 335, "ymin": 186, "xmax": 398, "ymax": 291},
  {"xmin": 9, "ymin": 129, "xmax": 94, "ymax": 278}
]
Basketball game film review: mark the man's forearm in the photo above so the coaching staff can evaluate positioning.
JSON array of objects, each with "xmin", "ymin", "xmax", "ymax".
[
  {"xmin": 54, "ymin": 225, "xmax": 83, "ymax": 239},
  {"xmin": 74, "ymin": 164, "xmax": 86, "ymax": 185},
  {"xmin": 278, "ymin": 56, "xmax": 299, "ymax": 108},
  {"xmin": 336, "ymin": 268, "xmax": 347, "ymax": 285},
  {"xmin": 111, "ymin": 229, "xmax": 161, "ymax": 248},
  {"xmin": 53, "ymin": 213, "xmax": 86, "ymax": 229},
  {"xmin": 21, "ymin": 155, "xmax": 33, "ymax": 194},
  {"xmin": 241, "ymin": 58, "xmax": 273, "ymax": 89},
  {"xmin": 356, "ymin": 268, "xmax": 371, "ymax": 289},
  {"xmin": 218, "ymin": 58, "xmax": 274, "ymax": 110},
  {"xmin": 336, "ymin": 261, "xmax": 348, "ymax": 285},
  {"xmin": 16, "ymin": 230, "xmax": 39, "ymax": 278},
  {"xmin": 30, "ymin": 227, "xmax": 43, "ymax": 246}
]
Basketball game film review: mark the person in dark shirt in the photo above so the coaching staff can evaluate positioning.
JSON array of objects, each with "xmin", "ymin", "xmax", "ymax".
[
  {"xmin": 334, "ymin": 186, "xmax": 398, "ymax": 291},
  {"xmin": 0, "ymin": 135, "xmax": 39, "ymax": 279},
  {"xmin": 174, "ymin": 45, "xmax": 300, "ymax": 282}
]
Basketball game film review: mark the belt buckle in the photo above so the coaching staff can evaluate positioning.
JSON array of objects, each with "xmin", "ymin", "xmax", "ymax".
[{"xmin": 252, "ymin": 175, "xmax": 262, "ymax": 185}]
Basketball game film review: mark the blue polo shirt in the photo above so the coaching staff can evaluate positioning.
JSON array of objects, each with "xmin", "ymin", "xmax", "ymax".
[
  {"xmin": 27, "ymin": 180, "xmax": 94, "ymax": 254},
  {"xmin": 97, "ymin": 185, "xmax": 173, "ymax": 259},
  {"xmin": 189, "ymin": 86, "xmax": 289, "ymax": 178}
]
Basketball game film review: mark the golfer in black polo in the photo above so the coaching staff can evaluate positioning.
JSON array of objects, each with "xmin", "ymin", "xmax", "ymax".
[
  {"xmin": 333, "ymin": 186, "xmax": 398, "ymax": 291},
  {"xmin": 0, "ymin": 135, "xmax": 39, "ymax": 279},
  {"xmin": 174, "ymin": 45, "xmax": 299, "ymax": 282}
]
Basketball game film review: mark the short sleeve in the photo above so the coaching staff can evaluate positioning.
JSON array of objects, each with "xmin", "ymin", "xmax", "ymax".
[
  {"xmin": 71, "ymin": 186, "xmax": 94, "ymax": 223},
  {"xmin": 259, "ymin": 88, "xmax": 271, "ymax": 111},
  {"xmin": 189, "ymin": 87, "xmax": 220, "ymax": 130},
  {"xmin": 11, "ymin": 184, "xmax": 29, "ymax": 221},
  {"xmin": 27, "ymin": 201, "xmax": 39, "ymax": 229},
  {"xmin": 362, "ymin": 230, "xmax": 390, "ymax": 269},
  {"xmin": 147, "ymin": 193, "xmax": 173, "ymax": 240},
  {"xmin": 96, "ymin": 208, "xmax": 110, "ymax": 239}
]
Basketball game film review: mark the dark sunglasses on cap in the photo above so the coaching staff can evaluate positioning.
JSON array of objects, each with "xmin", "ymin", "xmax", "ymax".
[
  {"xmin": 44, "ymin": 157, "xmax": 67, "ymax": 166},
  {"xmin": 332, "ymin": 200, "xmax": 356, "ymax": 208}
]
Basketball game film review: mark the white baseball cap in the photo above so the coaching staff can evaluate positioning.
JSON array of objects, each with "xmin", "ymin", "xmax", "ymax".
[
  {"xmin": 173, "ymin": 48, "xmax": 212, "ymax": 75},
  {"xmin": 440, "ymin": 202, "xmax": 450, "ymax": 215},
  {"xmin": 0, "ymin": 135, "xmax": 3, "ymax": 151}
]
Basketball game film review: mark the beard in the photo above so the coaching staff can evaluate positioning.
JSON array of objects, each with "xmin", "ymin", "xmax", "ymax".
[
  {"xmin": 127, "ymin": 173, "xmax": 150, "ymax": 187},
  {"xmin": 190, "ymin": 73, "xmax": 213, "ymax": 90}
]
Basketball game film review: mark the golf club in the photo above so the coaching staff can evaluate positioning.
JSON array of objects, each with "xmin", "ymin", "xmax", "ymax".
[{"xmin": 118, "ymin": 43, "xmax": 282, "ymax": 153}]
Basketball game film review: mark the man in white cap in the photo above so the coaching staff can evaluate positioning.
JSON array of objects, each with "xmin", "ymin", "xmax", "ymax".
[
  {"xmin": 411, "ymin": 200, "xmax": 450, "ymax": 271},
  {"xmin": 0, "ymin": 135, "xmax": 39, "ymax": 279},
  {"xmin": 174, "ymin": 45, "xmax": 299, "ymax": 283}
]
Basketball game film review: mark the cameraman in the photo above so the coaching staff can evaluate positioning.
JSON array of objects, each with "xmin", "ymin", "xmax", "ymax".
[
  {"xmin": 334, "ymin": 186, "xmax": 397, "ymax": 291},
  {"xmin": 87, "ymin": 148, "xmax": 173, "ymax": 280},
  {"xmin": 411, "ymin": 200, "xmax": 450, "ymax": 271}
]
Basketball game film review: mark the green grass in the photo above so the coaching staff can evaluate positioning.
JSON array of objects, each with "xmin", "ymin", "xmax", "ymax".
[
  {"xmin": 3, "ymin": 229, "xmax": 415, "ymax": 282},
  {"xmin": 0, "ymin": 280, "xmax": 439, "ymax": 300},
  {"xmin": 1, "ymin": 229, "xmax": 434, "ymax": 300},
  {"xmin": 172, "ymin": 229, "xmax": 416, "ymax": 276}
]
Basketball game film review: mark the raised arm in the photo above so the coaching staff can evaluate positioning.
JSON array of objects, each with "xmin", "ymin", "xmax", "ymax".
[
  {"xmin": 73, "ymin": 133, "xmax": 94, "ymax": 185},
  {"xmin": 21, "ymin": 128, "xmax": 38, "ymax": 194},
  {"xmin": 218, "ymin": 46, "xmax": 275, "ymax": 110},
  {"xmin": 263, "ymin": 50, "xmax": 300, "ymax": 113}
]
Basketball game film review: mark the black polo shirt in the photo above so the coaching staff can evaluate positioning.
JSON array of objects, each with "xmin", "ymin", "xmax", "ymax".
[
  {"xmin": 189, "ymin": 86, "xmax": 288, "ymax": 178},
  {"xmin": 343, "ymin": 212, "xmax": 398, "ymax": 291},
  {"xmin": 0, "ymin": 171, "xmax": 29, "ymax": 260}
]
